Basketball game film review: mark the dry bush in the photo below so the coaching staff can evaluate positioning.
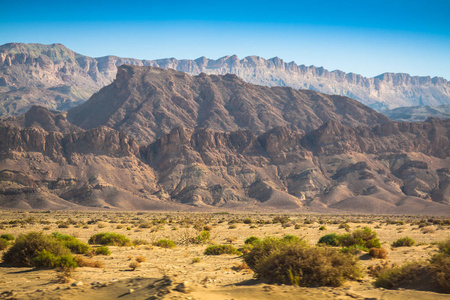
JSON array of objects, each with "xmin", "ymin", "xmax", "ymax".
[
  {"xmin": 367, "ymin": 260, "xmax": 391, "ymax": 277},
  {"xmin": 153, "ymin": 239, "xmax": 176, "ymax": 249},
  {"xmin": 375, "ymin": 239, "xmax": 450, "ymax": 293},
  {"xmin": 225, "ymin": 237, "xmax": 237, "ymax": 243},
  {"xmin": 129, "ymin": 261, "xmax": 140, "ymax": 271},
  {"xmin": 2, "ymin": 232, "xmax": 74, "ymax": 267},
  {"xmin": 88, "ymin": 232, "xmax": 132, "ymax": 246},
  {"xmin": 421, "ymin": 227, "xmax": 436, "ymax": 234},
  {"xmin": 74, "ymin": 256, "xmax": 104, "ymax": 268},
  {"xmin": 135, "ymin": 256, "xmax": 146, "ymax": 263},
  {"xmin": 245, "ymin": 241, "xmax": 361, "ymax": 287},
  {"xmin": 204, "ymin": 244, "xmax": 241, "ymax": 255},
  {"xmin": 232, "ymin": 262, "xmax": 251, "ymax": 272},
  {"xmin": 0, "ymin": 238, "xmax": 8, "ymax": 251},
  {"xmin": 392, "ymin": 237, "xmax": 415, "ymax": 247},
  {"xmin": 191, "ymin": 257, "xmax": 201, "ymax": 264},
  {"xmin": 369, "ymin": 248, "xmax": 387, "ymax": 259}
]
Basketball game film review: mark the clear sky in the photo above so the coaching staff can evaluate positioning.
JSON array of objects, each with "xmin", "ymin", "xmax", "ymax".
[{"xmin": 1, "ymin": 0, "xmax": 449, "ymax": 79}]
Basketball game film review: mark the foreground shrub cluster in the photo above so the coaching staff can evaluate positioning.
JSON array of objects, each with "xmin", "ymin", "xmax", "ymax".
[
  {"xmin": 375, "ymin": 238, "xmax": 450, "ymax": 293},
  {"xmin": 244, "ymin": 236, "xmax": 361, "ymax": 287},
  {"xmin": 2, "ymin": 232, "xmax": 76, "ymax": 268}
]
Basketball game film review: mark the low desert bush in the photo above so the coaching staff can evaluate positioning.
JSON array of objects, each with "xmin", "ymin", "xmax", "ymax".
[
  {"xmin": 74, "ymin": 256, "xmax": 104, "ymax": 268},
  {"xmin": 392, "ymin": 237, "xmax": 415, "ymax": 247},
  {"xmin": 88, "ymin": 232, "xmax": 132, "ymax": 246},
  {"xmin": 191, "ymin": 230, "xmax": 210, "ymax": 244},
  {"xmin": 318, "ymin": 227, "xmax": 380, "ymax": 251},
  {"xmin": 94, "ymin": 246, "xmax": 111, "ymax": 256},
  {"xmin": 132, "ymin": 239, "xmax": 149, "ymax": 246},
  {"xmin": 2, "ymin": 232, "xmax": 74, "ymax": 268},
  {"xmin": 318, "ymin": 233, "xmax": 340, "ymax": 246},
  {"xmin": 0, "ymin": 234, "xmax": 14, "ymax": 241},
  {"xmin": 129, "ymin": 261, "xmax": 140, "ymax": 271},
  {"xmin": 135, "ymin": 256, "xmax": 146, "ymax": 263},
  {"xmin": 191, "ymin": 257, "xmax": 201, "ymax": 263},
  {"xmin": 204, "ymin": 244, "xmax": 241, "ymax": 255},
  {"xmin": 438, "ymin": 238, "xmax": 450, "ymax": 255},
  {"xmin": 51, "ymin": 232, "xmax": 92, "ymax": 254},
  {"xmin": 244, "ymin": 237, "xmax": 307, "ymax": 269},
  {"xmin": 375, "ymin": 238, "xmax": 450, "ymax": 293},
  {"xmin": 154, "ymin": 239, "xmax": 176, "ymax": 248},
  {"xmin": 369, "ymin": 247, "xmax": 387, "ymax": 259},
  {"xmin": 0, "ymin": 238, "xmax": 8, "ymax": 250},
  {"xmin": 244, "ymin": 240, "xmax": 361, "ymax": 287},
  {"xmin": 244, "ymin": 236, "xmax": 261, "ymax": 245}
]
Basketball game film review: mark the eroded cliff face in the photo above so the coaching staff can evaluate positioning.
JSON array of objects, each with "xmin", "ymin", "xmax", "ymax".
[
  {"xmin": 1, "ymin": 43, "xmax": 449, "ymax": 117},
  {"xmin": 67, "ymin": 65, "xmax": 390, "ymax": 144},
  {"xmin": 1, "ymin": 106, "xmax": 449, "ymax": 213}
]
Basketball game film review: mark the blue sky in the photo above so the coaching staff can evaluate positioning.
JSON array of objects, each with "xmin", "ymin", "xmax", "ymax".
[{"xmin": 1, "ymin": 0, "xmax": 449, "ymax": 79}]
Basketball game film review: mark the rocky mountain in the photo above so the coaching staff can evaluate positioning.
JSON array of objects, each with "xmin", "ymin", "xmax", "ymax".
[
  {"xmin": 383, "ymin": 105, "xmax": 450, "ymax": 122},
  {"xmin": 67, "ymin": 65, "xmax": 390, "ymax": 144},
  {"xmin": 0, "ymin": 105, "xmax": 449, "ymax": 213},
  {"xmin": 1, "ymin": 43, "xmax": 449, "ymax": 117},
  {"xmin": 0, "ymin": 66, "xmax": 449, "ymax": 213}
]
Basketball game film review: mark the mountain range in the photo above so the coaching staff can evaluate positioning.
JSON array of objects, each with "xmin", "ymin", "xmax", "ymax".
[
  {"xmin": 1, "ymin": 65, "xmax": 449, "ymax": 214},
  {"xmin": 1, "ymin": 43, "xmax": 450, "ymax": 118}
]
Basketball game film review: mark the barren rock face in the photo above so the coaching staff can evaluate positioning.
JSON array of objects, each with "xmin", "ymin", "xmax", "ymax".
[
  {"xmin": 1, "ymin": 43, "xmax": 449, "ymax": 117},
  {"xmin": 0, "ymin": 66, "xmax": 449, "ymax": 213},
  {"xmin": 1, "ymin": 103, "xmax": 449, "ymax": 213},
  {"xmin": 67, "ymin": 65, "xmax": 390, "ymax": 144}
]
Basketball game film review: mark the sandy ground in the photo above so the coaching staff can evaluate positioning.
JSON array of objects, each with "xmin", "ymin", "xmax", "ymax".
[{"xmin": 0, "ymin": 211, "xmax": 449, "ymax": 299}]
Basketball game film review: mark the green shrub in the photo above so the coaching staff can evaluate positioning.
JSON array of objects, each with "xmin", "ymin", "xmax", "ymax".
[
  {"xmin": 51, "ymin": 232, "xmax": 91, "ymax": 254},
  {"xmin": 348, "ymin": 227, "xmax": 381, "ymax": 249},
  {"xmin": 281, "ymin": 235, "xmax": 302, "ymax": 243},
  {"xmin": 154, "ymin": 239, "xmax": 176, "ymax": 249},
  {"xmin": 2, "ymin": 232, "xmax": 73, "ymax": 268},
  {"xmin": 438, "ymin": 238, "xmax": 450, "ymax": 255},
  {"xmin": 245, "ymin": 242, "xmax": 361, "ymax": 287},
  {"xmin": 340, "ymin": 245, "xmax": 369, "ymax": 254},
  {"xmin": 204, "ymin": 244, "xmax": 241, "ymax": 255},
  {"xmin": 392, "ymin": 237, "xmax": 415, "ymax": 247},
  {"xmin": 318, "ymin": 233, "xmax": 340, "ymax": 246},
  {"xmin": 88, "ymin": 232, "xmax": 132, "ymax": 246},
  {"xmin": 374, "ymin": 262, "xmax": 425, "ymax": 289},
  {"xmin": 0, "ymin": 238, "xmax": 9, "ymax": 251},
  {"xmin": 244, "ymin": 236, "xmax": 261, "ymax": 245},
  {"xmin": 319, "ymin": 226, "xmax": 327, "ymax": 230},
  {"xmin": 95, "ymin": 246, "xmax": 111, "ymax": 255},
  {"xmin": 0, "ymin": 234, "xmax": 14, "ymax": 241},
  {"xmin": 191, "ymin": 230, "xmax": 210, "ymax": 244},
  {"xmin": 318, "ymin": 228, "xmax": 380, "ymax": 250},
  {"xmin": 244, "ymin": 237, "xmax": 307, "ymax": 269},
  {"xmin": 375, "ymin": 241, "xmax": 450, "ymax": 293}
]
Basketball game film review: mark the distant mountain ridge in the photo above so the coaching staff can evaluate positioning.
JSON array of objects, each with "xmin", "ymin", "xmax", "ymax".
[{"xmin": 1, "ymin": 42, "xmax": 449, "ymax": 117}]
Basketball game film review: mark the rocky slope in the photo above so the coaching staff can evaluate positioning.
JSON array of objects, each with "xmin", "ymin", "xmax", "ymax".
[
  {"xmin": 67, "ymin": 65, "xmax": 390, "ymax": 144},
  {"xmin": 1, "ymin": 43, "xmax": 449, "ymax": 117},
  {"xmin": 1, "ymin": 105, "xmax": 449, "ymax": 213},
  {"xmin": 383, "ymin": 105, "xmax": 450, "ymax": 122}
]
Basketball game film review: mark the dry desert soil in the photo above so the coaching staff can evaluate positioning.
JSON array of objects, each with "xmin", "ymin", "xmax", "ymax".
[{"xmin": 0, "ymin": 211, "xmax": 449, "ymax": 300}]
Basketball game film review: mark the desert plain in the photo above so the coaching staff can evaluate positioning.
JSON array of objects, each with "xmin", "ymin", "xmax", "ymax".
[{"xmin": 0, "ymin": 210, "xmax": 448, "ymax": 300}]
